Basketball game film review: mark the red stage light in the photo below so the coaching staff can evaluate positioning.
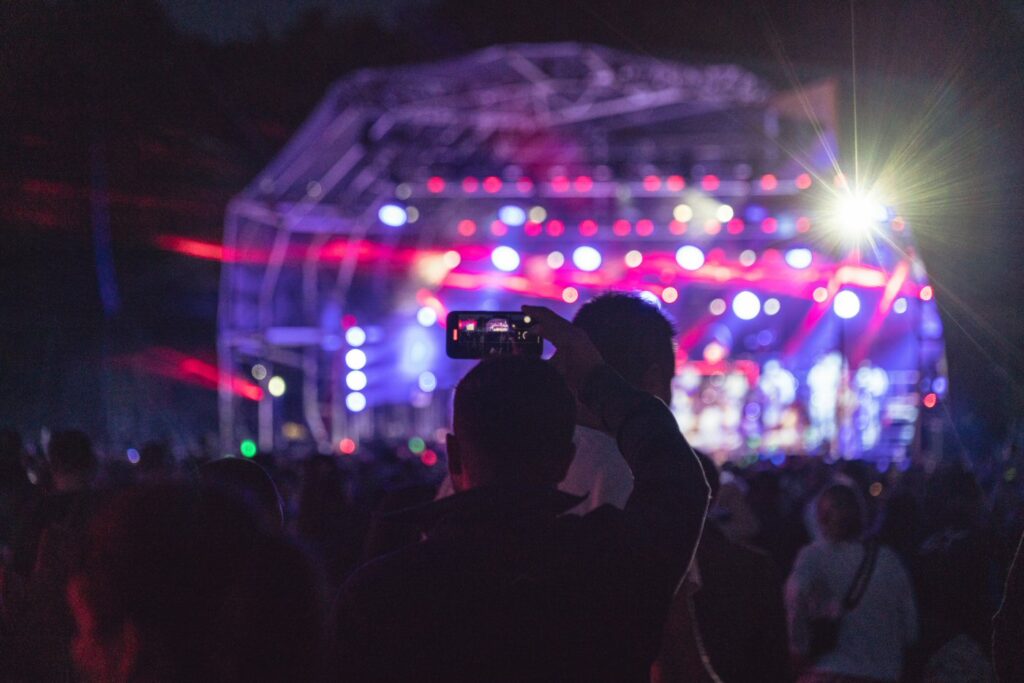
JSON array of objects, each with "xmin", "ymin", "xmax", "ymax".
[
  {"xmin": 796, "ymin": 216, "xmax": 811, "ymax": 233},
  {"xmin": 761, "ymin": 217, "xmax": 778, "ymax": 233},
  {"xmin": 701, "ymin": 175, "xmax": 720, "ymax": 191},
  {"xmin": 704, "ymin": 220, "xmax": 722, "ymax": 235},
  {"xmin": 920, "ymin": 285, "xmax": 934, "ymax": 301},
  {"xmin": 420, "ymin": 449, "xmax": 438, "ymax": 466},
  {"xmin": 524, "ymin": 221, "xmax": 543, "ymax": 236},
  {"xmin": 427, "ymin": 176, "xmax": 445, "ymax": 193},
  {"xmin": 795, "ymin": 173, "xmax": 812, "ymax": 190},
  {"xmin": 551, "ymin": 176, "xmax": 570, "ymax": 192},
  {"xmin": 636, "ymin": 219, "xmax": 654, "ymax": 236},
  {"xmin": 666, "ymin": 175, "xmax": 685, "ymax": 191},
  {"xmin": 574, "ymin": 176, "xmax": 594, "ymax": 192},
  {"xmin": 579, "ymin": 219, "xmax": 598, "ymax": 236},
  {"xmin": 462, "ymin": 177, "xmax": 479, "ymax": 192},
  {"xmin": 339, "ymin": 438, "xmax": 357, "ymax": 455},
  {"xmin": 727, "ymin": 218, "xmax": 745, "ymax": 235},
  {"xmin": 483, "ymin": 176, "xmax": 502, "ymax": 193},
  {"xmin": 643, "ymin": 175, "xmax": 662, "ymax": 191},
  {"xmin": 923, "ymin": 393, "xmax": 938, "ymax": 408},
  {"xmin": 669, "ymin": 220, "xmax": 688, "ymax": 235},
  {"xmin": 516, "ymin": 177, "xmax": 534, "ymax": 192},
  {"xmin": 490, "ymin": 220, "xmax": 508, "ymax": 236},
  {"xmin": 457, "ymin": 219, "xmax": 477, "ymax": 236},
  {"xmin": 342, "ymin": 314, "xmax": 358, "ymax": 329},
  {"xmin": 760, "ymin": 174, "xmax": 778, "ymax": 191},
  {"xmin": 546, "ymin": 219, "xmax": 565, "ymax": 236},
  {"xmin": 612, "ymin": 219, "xmax": 631, "ymax": 236}
]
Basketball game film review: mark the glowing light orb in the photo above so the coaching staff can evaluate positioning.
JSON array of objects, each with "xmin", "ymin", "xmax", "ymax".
[
  {"xmin": 240, "ymin": 439, "xmax": 257, "ymax": 458},
  {"xmin": 715, "ymin": 204, "xmax": 735, "ymax": 222},
  {"xmin": 251, "ymin": 363, "xmax": 267, "ymax": 380},
  {"xmin": 739, "ymin": 250, "xmax": 756, "ymax": 267},
  {"xmin": 491, "ymin": 246, "xmax": 521, "ymax": 272},
  {"xmin": 673, "ymin": 204, "xmax": 694, "ymax": 222},
  {"xmin": 267, "ymin": 376, "xmax": 286, "ymax": 397},
  {"xmin": 893, "ymin": 297, "xmax": 908, "ymax": 314},
  {"xmin": 339, "ymin": 438, "xmax": 357, "ymax": 454},
  {"xmin": 345, "ymin": 349, "xmax": 367, "ymax": 370},
  {"xmin": 813, "ymin": 287, "xmax": 829, "ymax": 303},
  {"xmin": 346, "ymin": 392, "xmax": 367, "ymax": 412},
  {"xmin": 920, "ymin": 285, "xmax": 934, "ymax": 301},
  {"xmin": 127, "ymin": 448, "xmax": 140, "ymax": 464},
  {"xmin": 675, "ymin": 245, "xmax": 705, "ymax": 271},
  {"xmin": 418, "ymin": 371, "xmax": 437, "ymax": 393},
  {"xmin": 834, "ymin": 193, "xmax": 888, "ymax": 237},
  {"xmin": 661, "ymin": 287, "xmax": 679, "ymax": 304},
  {"xmin": 562, "ymin": 286, "xmax": 579, "ymax": 303},
  {"xmin": 624, "ymin": 250, "xmax": 643, "ymax": 268},
  {"xmin": 709, "ymin": 298, "xmax": 727, "ymax": 316},
  {"xmin": 378, "ymin": 204, "xmax": 408, "ymax": 227},
  {"xmin": 344, "ymin": 326, "xmax": 366, "ymax": 347},
  {"xmin": 498, "ymin": 205, "xmax": 527, "ymax": 226},
  {"xmin": 457, "ymin": 219, "xmax": 476, "ymax": 236},
  {"xmin": 732, "ymin": 291, "xmax": 761, "ymax": 320},
  {"xmin": 764, "ymin": 298, "xmax": 781, "ymax": 316},
  {"xmin": 833, "ymin": 290, "xmax": 861, "ymax": 319},
  {"xmin": 442, "ymin": 250, "xmax": 461, "ymax": 268},
  {"xmin": 528, "ymin": 206, "xmax": 547, "ymax": 223},
  {"xmin": 547, "ymin": 251, "xmax": 565, "ymax": 269},
  {"xmin": 785, "ymin": 248, "xmax": 813, "ymax": 269},
  {"xmin": 417, "ymin": 306, "xmax": 438, "ymax": 327},
  {"xmin": 572, "ymin": 246, "xmax": 602, "ymax": 272},
  {"xmin": 346, "ymin": 370, "xmax": 368, "ymax": 391}
]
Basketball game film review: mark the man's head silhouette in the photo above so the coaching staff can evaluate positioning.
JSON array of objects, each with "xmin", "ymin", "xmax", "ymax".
[{"xmin": 447, "ymin": 355, "xmax": 576, "ymax": 492}]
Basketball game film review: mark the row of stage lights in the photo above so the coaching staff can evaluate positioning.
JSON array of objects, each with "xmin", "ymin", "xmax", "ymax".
[{"xmin": 340, "ymin": 323, "xmax": 438, "ymax": 414}]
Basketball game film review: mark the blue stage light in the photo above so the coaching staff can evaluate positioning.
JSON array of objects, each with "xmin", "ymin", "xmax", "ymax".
[{"xmin": 498, "ymin": 205, "xmax": 527, "ymax": 226}]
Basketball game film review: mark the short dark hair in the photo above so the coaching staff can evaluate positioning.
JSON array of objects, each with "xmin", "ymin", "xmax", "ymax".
[
  {"xmin": 453, "ymin": 356, "xmax": 575, "ymax": 482},
  {"xmin": 817, "ymin": 483, "xmax": 863, "ymax": 541},
  {"xmin": 572, "ymin": 293, "xmax": 676, "ymax": 387},
  {"xmin": 48, "ymin": 430, "xmax": 97, "ymax": 476}
]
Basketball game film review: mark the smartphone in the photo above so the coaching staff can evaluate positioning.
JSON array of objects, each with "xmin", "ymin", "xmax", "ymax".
[{"xmin": 445, "ymin": 311, "xmax": 543, "ymax": 358}]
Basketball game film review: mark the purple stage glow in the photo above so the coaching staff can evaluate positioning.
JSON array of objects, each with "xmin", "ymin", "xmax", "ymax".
[{"xmin": 218, "ymin": 44, "xmax": 946, "ymax": 463}]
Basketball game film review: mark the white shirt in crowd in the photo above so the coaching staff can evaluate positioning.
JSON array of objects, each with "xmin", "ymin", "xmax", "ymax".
[{"xmin": 785, "ymin": 540, "xmax": 919, "ymax": 682}]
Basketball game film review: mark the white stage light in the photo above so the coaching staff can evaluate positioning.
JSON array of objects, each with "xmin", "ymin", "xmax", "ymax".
[
  {"xmin": 417, "ymin": 306, "xmax": 438, "ymax": 327},
  {"xmin": 345, "ymin": 392, "xmax": 367, "ymax": 412},
  {"xmin": 785, "ymin": 248, "xmax": 813, "ymax": 269},
  {"xmin": 675, "ymin": 245, "xmax": 705, "ymax": 271},
  {"xmin": 346, "ymin": 370, "xmax": 367, "ymax": 391},
  {"xmin": 418, "ymin": 371, "xmax": 437, "ymax": 392},
  {"xmin": 835, "ymin": 193, "xmax": 887, "ymax": 236},
  {"xmin": 345, "ymin": 326, "xmax": 366, "ymax": 347},
  {"xmin": 378, "ymin": 204, "xmax": 408, "ymax": 227},
  {"xmin": 498, "ymin": 205, "xmax": 527, "ymax": 226},
  {"xmin": 764, "ymin": 298, "xmax": 781, "ymax": 316},
  {"xmin": 345, "ymin": 349, "xmax": 367, "ymax": 370},
  {"xmin": 267, "ymin": 376, "xmax": 286, "ymax": 397},
  {"xmin": 491, "ymin": 246, "xmax": 521, "ymax": 272},
  {"xmin": 732, "ymin": 291, "xmax": 761, "ymax": 320},
  {"xmin": 833, "ymin": 290, "xmax": 861, "ymax": 319},
  {"xmin": 572, "ymin": 246, "xmax": 602, "ymax": 272}
]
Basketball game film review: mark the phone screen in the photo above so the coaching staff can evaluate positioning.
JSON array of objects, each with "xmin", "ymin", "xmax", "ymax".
[{"xmin": 445, "ymin": 311, "xmax": 543, "ymax": 358}]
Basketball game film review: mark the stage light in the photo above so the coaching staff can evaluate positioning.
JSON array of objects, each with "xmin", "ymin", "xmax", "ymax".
[
  {"xmin": 562, "ymin": 286, "xmax": 579, "ymax": 303},
  {"xmin": 795, "ymin": 173, "xmax": 812, "ymax": 190},
  {"xmin": 833, "ymin": 290, "xmax": 861, "ymax": 319},
  {"xmin": 796, "ymin": 216, "xmax": 811, "ymax": 233},
  {"xmin": 702, "ymin": 175, "xmax": 720, "ymax": 191},
  {"xmin": 551, "ymin": 176, "xmax": 570, "ymax": 192},
  {"xmin": 490, "ymin": 220, "xmax": 508, "ymax": 236},
  {"xmin": 498, "ymin": 205, "xmax": 527, "ymax": 226},
  {"xmin": 732, "ymin": 291, "xmax": 761, "ymax": 320},
  {"xmin": 251, "ymin": 363, "xmax": 267, "ymax": 380},
  {"xmin": 920, "ymin": 285, "xmax": 934, "ymax": 301},
  {"xmin": 268, "ymin": 376, "xmax": 286, "ymax": 397},
  {"xmin": 785, "ymin": 248, "xmax": 813, "ymax": 269},
  {"xmin": 574, "ymin": 176, "xmax": 593, "ymax": 192},
  {"xmin": 427, "ymin": 176, "xmax": 445, "ymax": 193},
  {"xmin": 546, "ymin": 219, "xmax": 565, "ymax": 236},
  {"xmin": 579, "ymin": 219, "xmax": 598, "ymax": 236},
  {"xmin": 613, "ymin": 219, "xmax": 631, "ymax": 236},
  {"xmin": 346, "ymin": 370, "xmax": 368, "ymax": 391},
  {"xmin": 417, "ymin": 306, "xmax": 438, "ymax": 327},
  {"xmin": 573, "ymin": 246, "xmax": 602, "ymax": 272},
  {"xmin": 345, "ymin": 349, "xmax": 367, "ymax": 370},
  {"xmin": 894, "ymin": 297, "xmax": 908, "ymax": 314},
  {"xmin": 704, "ymin": 220, "xmax": 722, "ymax": 235},
  {"xmin": 662, "ymin": 287, "xmax": 678, "ymax": 304},
  {"xmin": 406, "ymin": 207, "xmax": 420, "ymax": 223},
  {"xmin": 516, "ymin": 177, "xmax": 533, "ymax": 192},
  {"xmin": 462, "ymin": 177, "xmax": 479, "ymax": 192},
  {"xmin": 408, "ymin": 437, "xmax": 426, "ymax": 454},
  {"xmin": 727, "ymin": 218, "xmax": 745, "ymax": 234},
  {"xmin": 491, "ymin": 246, "xmax": 521, "ymax": 272},
  {"xmin": 418, "ymin": 371, "xmax": 437, "ymax": 392},
  {"xmin": 457, "ymin": 219, "xmax": 476, "ymax": 236},
  {"xmin": 421, "ymin": 450, "xmax": 438, "ymax": 466},
  {"xmin": 395, "ymin": 183, "xmax": 412, "ymax": 200},
  {"xmin": 813, "ymin": 287, "xmax": 829, "ymax": 303},
  {"xmin": 378, "ymin": 204, "xmax": 408, "ymax": 227},
  {"xmin": 666, "ymin": 175, "xmax": 685, "ymax": 191},
  {"xmin": 528, "ymin": 206, "xmax": 547, "ymax": 223},
  {"xmin": 760, "ymin": 174, "xmax": 778, "ymax": 191},
  {"xmin": 483, "ymin": 176, "xmax": 502, "ymax": 193},
  {"xmin": 675, "ymin": 245, "xmax": 705, "ymax": 271},
  {"xmin": 669, "ymin": 220, "xmax": 687, "ymax": 235},
  {"xmin": 127, "ymin": 448, "xmax": 140, "ymax": 464},
  {"xmin": 240, "ymin": 439, "xmax": 257, "ymax": 458},
  {"xmin": 345, "ymin": 326, "xmax": 366, "ymax": 347},
  {"xmin": 443, "ymin": 250, "xmax": 461, "ymax": 268},
  {"xmin": 624, "ymin": 250, "xmax": 643, "ymax": 268},
  {"xmin": 643, "ymin": 175, "xmax": 662, "ymax": 191},
  {"xmin": 761, "ymin": 217, "xmax": 778, "ymax": 233},
  {"xmin": 715, "ymin": 204, "xmax": 734, "ymax": 222},
  {"xmin": 346, "ymin": 392, "xmax": 367, "ymax": 412},
  {"xmin": 339, "ymin": 438, "xmax": 357, "ymax": 455},
  {"xmin": 703, "ymin": 341, "xmax": 726, "ymax": 363},
  {"xmin": 709, "ymin": 298, "xmax": 727, "ymax": 316},
  {"xmin": 739, "ymin": 250, "xmax": 756, "ymax": 267},
  {"xmin": 524, "ymin": 221, "xmax": 542, "ymax": 236},
  {"xmin": 923, "ymin": 392, "xmax": 938, "ymax": 409},
  {"xmin": 547, "ymin": 251, "xmax": 565, "ymax": 269},
  {"xmin": 636, "ymin": 219, "xmax": 654, "ymax": 236},
  {"xmin": 764, "ymin": 298, "xmax": 781, "ymax": 316},
  {"xmin": 834, "ymin": 192, "xmax": 888, "ymax": 238},
  {"xmin": 673, "ymin": 204, "xmax": 694, "ymax": 222}
]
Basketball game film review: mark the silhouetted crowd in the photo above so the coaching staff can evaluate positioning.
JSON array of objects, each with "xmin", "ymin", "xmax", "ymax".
[{"xmin": 1, "ymin": 294, "xmax": 1023, "ymax": 682}]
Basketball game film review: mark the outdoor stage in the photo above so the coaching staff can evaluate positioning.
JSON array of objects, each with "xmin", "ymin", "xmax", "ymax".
[{"xmin": 215, "ymin": 44, "xmax": 946, "ymax": 465}]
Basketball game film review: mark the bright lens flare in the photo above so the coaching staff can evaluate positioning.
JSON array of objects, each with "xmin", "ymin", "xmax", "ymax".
[{"xmin": 833, "ymin": 192, "xmax": 888, "ymax": 239}]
